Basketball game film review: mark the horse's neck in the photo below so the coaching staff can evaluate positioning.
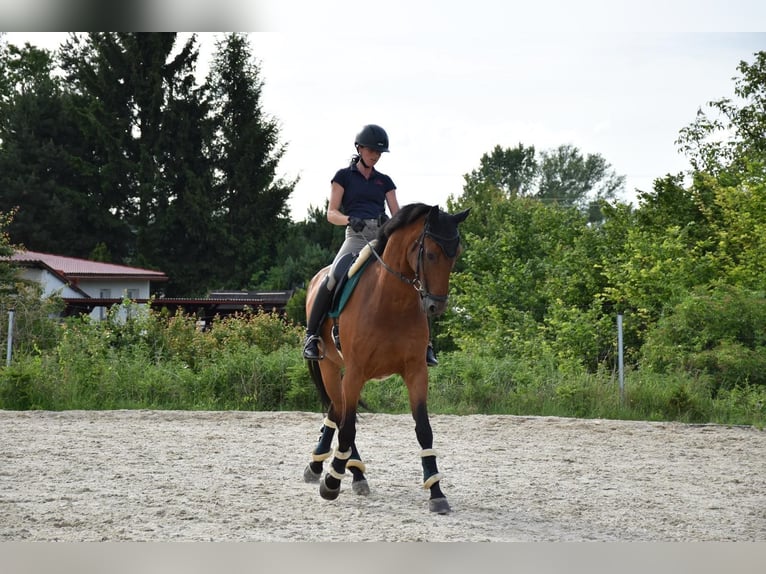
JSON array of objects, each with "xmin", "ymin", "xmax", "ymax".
[{"xmin": 374, "ymin": 239, "xmax": 418, "ymax": 298}]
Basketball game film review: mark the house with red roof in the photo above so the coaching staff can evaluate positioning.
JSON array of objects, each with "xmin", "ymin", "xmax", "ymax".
[
  {"xmin": 5, "ymin": 250, "xmax": 293, "ymax": 323},
  {"xmin": 8, "ymin": 250, "xmax": 168, "ymax": 319}
]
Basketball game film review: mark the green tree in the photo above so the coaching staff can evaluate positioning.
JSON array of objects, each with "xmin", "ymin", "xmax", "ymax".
[
  {"xmin": 0, "ymin": 41, "xmax": 113, "ymax": 257},
  {"xmin": 617, "ymin": 50, "xmax": 766, "ymax": 362},
  {"xmin": 677, "ymin": 50, "xmax": 766, "ymax": 176},
  {"xmin": 205, "ymin": 33, "xmax": 296, "ymax": 290},
  {"xmin": 536, "ymin": 144, "xmax": 625, "ymax": 222},
  {"xmin": 253, "ymin": 202, "xmax": 342, "ymax": 291},
  {"xmin": 453, "ymin": 142, "xmax": 625, "ymax": 227},
  {"xmin": 704, "ymin": 168, "xmax": 766, "ymax": 291},
  {"xmin": 463, "ymin": 143, "xmax": 538, "ymax": 198},
  {"xmin": 58, "ymin": 32, "xmax": 205, "ymax": 281},
  {"xmin": 445, "ymin": 197, "xmax": 599, "ymax": 358},
  {"xmin": 447, "ymin": 142, "xmax": 628, "ymax": 366},
  {"xmin": 0, "ymin": 209, "xmax": 18, "ymax": 289},
  {"xmin": 449, "ymin": 144, "xmax": 538, "ymax": 270}
]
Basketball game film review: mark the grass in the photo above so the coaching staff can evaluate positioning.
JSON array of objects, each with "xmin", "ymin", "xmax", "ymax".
[{"xmin": 0, "ymin": 309, "xmax": 763, "ymax": 428}]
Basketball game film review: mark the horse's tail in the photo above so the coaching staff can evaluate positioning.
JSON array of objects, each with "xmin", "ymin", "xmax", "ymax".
[
  {"xmin": 307, "ymin": 360, "xmax": 331, "ymax": 409},
  {"xmin": 306, "ymin": 359, "xmax": 373, "ymax": 413}
]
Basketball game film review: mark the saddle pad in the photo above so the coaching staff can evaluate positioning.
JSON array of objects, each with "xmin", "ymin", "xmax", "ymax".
[{"xmin": 328, "ymin": 255, "xmax": 373, "ymax": 318}]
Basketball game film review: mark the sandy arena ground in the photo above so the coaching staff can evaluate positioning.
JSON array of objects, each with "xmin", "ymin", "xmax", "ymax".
[{"xmin": 0, "ymin": 409, "xmax": 764, "ymax": 542}]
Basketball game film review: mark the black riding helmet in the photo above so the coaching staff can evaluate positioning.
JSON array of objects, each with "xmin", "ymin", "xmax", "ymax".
[{"xmin": 355, "ymin": 124, "xmax": 390, "ymax": 153}]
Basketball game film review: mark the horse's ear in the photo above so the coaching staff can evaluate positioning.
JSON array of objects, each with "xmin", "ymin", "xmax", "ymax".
[
  {"xmin": 453, "ymin": 208, "xmax": 471, "ymax": 224},
  {"xmin": 428, "ymin": 204, "xmax": 441, "ymax": 224}
]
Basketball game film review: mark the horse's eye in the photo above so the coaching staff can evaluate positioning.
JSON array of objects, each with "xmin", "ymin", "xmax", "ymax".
[{"xmin": 426, "ymin": 250, "xmax": 438, "ymax": 262}]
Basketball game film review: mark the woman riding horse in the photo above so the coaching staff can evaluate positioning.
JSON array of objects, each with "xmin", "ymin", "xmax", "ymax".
[
  {"xmin": 302, "ymin": 124, "xmax": 438, "ymax": 366},
  {"xmin": 303, "ymin": 202, "xmax": 470, "ymax": 513}
]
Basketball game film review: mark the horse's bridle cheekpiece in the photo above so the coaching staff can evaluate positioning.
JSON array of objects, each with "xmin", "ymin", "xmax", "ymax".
[{"xmin": 367, "ymin": 206, "xmax": 461, "ymax": 312}]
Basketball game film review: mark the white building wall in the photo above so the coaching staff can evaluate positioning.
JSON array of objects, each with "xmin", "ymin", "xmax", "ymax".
[
  {"xmin": 19, "ymin": 268, "xmax": 83, "ymax": 298},
  {"xmin": 76, "ymin": 279, "xmax": 151, "ymax": 322},
  {"xmin": 19, "ymin": 269, "xmax": 152, "ymax": 322},
  {"xmin": 76, "ymin": 279, "xmax": 150, "ymax": 300}
]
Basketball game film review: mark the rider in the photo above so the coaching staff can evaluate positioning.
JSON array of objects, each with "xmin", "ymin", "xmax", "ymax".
[{"xmin": 302, "ymin": 124, "xmax": 439, "ymax": 366}]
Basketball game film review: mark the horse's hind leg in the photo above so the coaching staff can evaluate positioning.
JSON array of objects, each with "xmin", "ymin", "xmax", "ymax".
[
  {"xmin": 303, "ymin": 416, "xmax": 370, "ymax": 495},
  {"xmin": 319, "ymin": 406, "xmax": 358, "ymax": 501},
  {"xmin": 303, "ymin": 416, "xmax": 336, "ymax": 483},
  {"xmin": 413, "ymin": 403, "xmax": 451, "ymax": 514},
  {"xmin": 304, "ymin": 414, "xmax": 369, "ymax": 495}
]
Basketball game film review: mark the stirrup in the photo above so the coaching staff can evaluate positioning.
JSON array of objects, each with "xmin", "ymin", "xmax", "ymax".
[{"xmin": 303, "ymin": 335, "xmax": 325, "ymax": 361}]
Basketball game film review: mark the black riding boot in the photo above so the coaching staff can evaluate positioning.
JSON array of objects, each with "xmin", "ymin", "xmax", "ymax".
[
  {"xmin": 426, "ymin": 341, "xmax": 438, "ymax": 367},
  {"xmin": 303, "ymin": 277, "xmax": 333, "ymax": 361}
]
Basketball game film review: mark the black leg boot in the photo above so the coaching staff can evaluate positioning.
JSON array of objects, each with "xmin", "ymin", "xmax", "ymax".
[
  {"xmin": 425, "ymin": 318, "xmax": 438, "ymax": 366},
  {"xmin": 303, "ymin": 276, "xmax": 334, "ymax": 361},
  {"xmin": 426, "ymin": 341, "xmax": 438, "ymax": 367}
]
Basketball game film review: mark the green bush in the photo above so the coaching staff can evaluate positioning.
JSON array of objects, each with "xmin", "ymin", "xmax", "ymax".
[
  {"xmin": 195, "ymin": 346, "xmax": 305, "ymax": 410},
  {"xmin": 687, "ymin": 341, "xmax": 766, "ymax": 389},
  {"xmin": 712, "ymin": 383, "xmax": 766, "ymax": 426},
  {"xmin": 208, "ymin": 309, "xmax": 303, "ymax": 355},
  {"xmin": 359, "ymin": 375, "xmax": 409, "ymax": 413},
  {"xmin": 642, "ymin": 285, "xmax": 766, "ymax": 391},
  {"xmin": 0, "ymin": 357, "xmax": 46, "ymax": 409},
  {"xmin": 623, "ymin": 370, "xmax": 712, "ymax": 423},
  {"xmin": 426, "ymin": 352, "xmax": 517, "ymax": 414},
  {"xmin": 1, "ymin": 284, "xmax": 65, "ymax": 356},
  {"xmin": 0, "ymin": 299, "xmax": 763, "ymax": 427}
]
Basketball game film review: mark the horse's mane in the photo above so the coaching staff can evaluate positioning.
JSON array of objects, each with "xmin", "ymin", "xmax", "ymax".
[{"xmin": 375, "ymin": 203, "xmax": 432, "ymax": 254}]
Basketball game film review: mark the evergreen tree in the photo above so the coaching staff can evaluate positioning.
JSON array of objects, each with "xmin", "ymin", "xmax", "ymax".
[
  {"xmin": 0, "ymin": 210, "xmax": 18, "ymax": 294},
  {"xmin": 205, "ymin": 33, "xmax": 296, "ymax": 290},
  {"xmin": 58, "ymin": 32, "xmax": 204, "ymax": 278},
  {"xmin": 149, "ymin": 64, "xmax": 218, "ymax": 296},
  {"xmin": 0, "ymin": 41, "xmax": 115, "ymax": 257}
]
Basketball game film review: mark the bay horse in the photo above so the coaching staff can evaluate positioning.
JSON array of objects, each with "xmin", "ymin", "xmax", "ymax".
[{"xmin": 302, "ymin": 203, "xmax": 470, "ymax": 514}]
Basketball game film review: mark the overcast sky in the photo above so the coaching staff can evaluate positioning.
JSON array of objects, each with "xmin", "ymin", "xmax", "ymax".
[{"xmin": 5, "ymin": 2, "xmax": 766, "ymax": 220}]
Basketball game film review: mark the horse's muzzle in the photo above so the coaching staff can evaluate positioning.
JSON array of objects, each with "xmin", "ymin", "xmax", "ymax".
[{"xmin": 422, "ymin": 295, "xmax": 448, "ymax": 317}]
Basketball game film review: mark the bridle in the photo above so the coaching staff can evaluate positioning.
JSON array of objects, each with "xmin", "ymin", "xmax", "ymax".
[{"xmin": 367, "ymin": 217, "xmax": 460, "ymax": 306}]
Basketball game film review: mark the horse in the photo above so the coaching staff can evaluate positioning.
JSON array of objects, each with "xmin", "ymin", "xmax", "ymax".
[{"xmin": 302, "ymin": 203, "xmax": 470, "ymax": 514}]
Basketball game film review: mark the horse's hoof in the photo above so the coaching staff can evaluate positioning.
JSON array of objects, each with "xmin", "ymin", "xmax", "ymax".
[
  {"xmin": 351, "ymin": 479, "xmax": 370, "ymax": 496},
  {"xmin": 303, "ymin": 464, "xmax": 321, "ymax": 483},
  {"xmin": 429, "ymin": 497, "xmax": 451, "ymax": 514},
  {"xmin": 319, "ymin": 479, "xmax": 341, "ymax": 501}
]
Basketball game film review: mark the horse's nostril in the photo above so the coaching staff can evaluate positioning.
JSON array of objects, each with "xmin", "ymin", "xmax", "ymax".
[{"xmin": 425, "ymin": 299, "xmax": 447, "ymax": 316}]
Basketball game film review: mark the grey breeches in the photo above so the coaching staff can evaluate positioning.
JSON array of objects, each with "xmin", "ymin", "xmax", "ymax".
[{"xmin": 327, "ymin": 222, "xmax": 379, "ymax": 290}]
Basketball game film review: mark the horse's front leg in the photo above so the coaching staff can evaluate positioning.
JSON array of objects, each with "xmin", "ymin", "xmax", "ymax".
[
  {"xmin": 303, "ymin": 414, "xmax": 336, "ymax": 483},
  {"xmin": 413, "ymin": 402, "xmax": 451, "ymax": 514},
  {"xmin": 348, "ymin": 442, "xmax": 370, "ymax": 495}
]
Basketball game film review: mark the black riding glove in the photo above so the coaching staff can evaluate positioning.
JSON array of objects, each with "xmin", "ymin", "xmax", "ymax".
[{"xmin": 348, "ymin": 217, "xmax": 366, "ymax": 232}]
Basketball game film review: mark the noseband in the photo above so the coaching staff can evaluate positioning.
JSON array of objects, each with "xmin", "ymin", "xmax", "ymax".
[{"xmin": 368, "ymin": 217, "xmax": 459, "ymax": 305}]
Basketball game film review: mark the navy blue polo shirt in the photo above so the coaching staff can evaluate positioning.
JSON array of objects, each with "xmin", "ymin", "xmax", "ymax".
[{"xmin": 332, "ymin": 163, "xmax": 396, "ymax": 219}]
